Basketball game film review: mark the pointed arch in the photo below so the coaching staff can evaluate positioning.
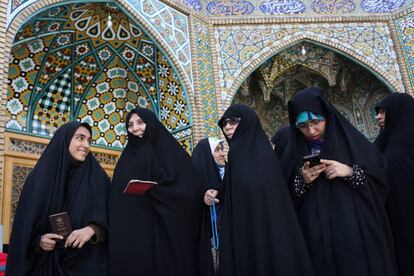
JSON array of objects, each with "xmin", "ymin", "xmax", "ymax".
[{"xmin": 224, "ymin": 36, "xmax": 403, "ymax": 107}]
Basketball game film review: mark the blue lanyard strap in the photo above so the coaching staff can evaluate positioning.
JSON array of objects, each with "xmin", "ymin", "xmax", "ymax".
[{"xmin": 210, "ymin": 202, "xmax": 219, "ymax": 251}]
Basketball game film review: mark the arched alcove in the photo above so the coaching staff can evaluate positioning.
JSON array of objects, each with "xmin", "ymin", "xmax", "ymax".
[{"xmin": 233, "ymin": 41, "xmax": 391, "ymax": 141}]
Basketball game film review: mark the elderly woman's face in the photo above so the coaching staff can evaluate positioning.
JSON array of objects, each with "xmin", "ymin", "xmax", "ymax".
[
  {"xmin": 68, "ymin": 126, "xmax": 91, "ymax": 162},
  {"xmin": 128, "ymin": 113, "xmax": 146, "ymax": 138},
  {"xmin": 297, "ymin": 119, "xmax": 326, "ymax": 140},
  {"xmin": 220, "ymin": 117, "xmax": 241, "ymax": 140}
]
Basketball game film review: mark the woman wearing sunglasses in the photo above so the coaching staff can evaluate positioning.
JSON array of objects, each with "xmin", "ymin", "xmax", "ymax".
[{"xmin": 217, "ymin": 104, "xmax": 314, "ymax": 276}]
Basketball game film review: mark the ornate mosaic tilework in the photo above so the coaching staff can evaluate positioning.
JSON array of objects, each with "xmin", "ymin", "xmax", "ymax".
[
  {"xmin": 7, "ymin": 3, "xmax": 193, "ymax": 150},
  {"xmin": 32, "ymin": 68, "xmax": 72, "ymax": 135},
  {"xmin": 395, "ymin": 13, "xmax": 414, "ymax": 90},
  {"xmin": 311, "ymin": 0, "xmax": 356, "ymax": 14},
  {"xmin": 206, "ymin": 0, "xmax": 255, "ymax": 16},
  {"xmin": 361, "ymin": 0, "xmax": 405, "ymax": 13},
  {"xmin": 234, "ymin": 48, "xmax": 390, "ymax": 141},
  {"xmin": 259, "ymin": 0, "xmax": 306, "ymax": 15},
  {"xmin": 174, "ymin": 128, "xmax": 193, "ymax": 154},
  {"xmin": 125, "ymin": 0, "xmax": 193, "ymax": 88},
  {"xmin": 157, "ymin": 53, "xmax": 192, "ymax": 132},
  {"xmin": 181, "ymin": 0, "xmax": 203, "ymax": 11},
  {"xmin": 193, "ymin": 18, "xmax": 221, "ymax": 137},
  {"xmin": 214, "ymin": 23, "xmax": 404, "ymax": 100},
  {"xmin": 78, "ymin": 56, "xmax": 153, "ymax": 148},
  {"xmin": 7, "ymin": 0, "xmax": 411, "ymax": 26}
]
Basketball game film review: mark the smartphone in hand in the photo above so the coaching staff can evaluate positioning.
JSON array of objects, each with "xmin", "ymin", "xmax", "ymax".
[{"xmin": 303, "ymin": 153, "xmax": 321, "ymax": 168}]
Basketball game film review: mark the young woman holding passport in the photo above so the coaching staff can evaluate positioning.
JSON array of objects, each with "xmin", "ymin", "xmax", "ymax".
[
  {"xmin": 6, "ymin": 122, "xmax": 109, "ymax": 275},
  {"xmin": 107, "ymin": 108, "xmax": 203, "ymax": 276},
  {"xmin": 282, "ymin": 87, "xmax": 396, "ymax": 276}
]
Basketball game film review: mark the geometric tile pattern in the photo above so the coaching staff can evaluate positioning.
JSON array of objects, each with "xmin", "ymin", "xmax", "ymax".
[
  {"xmin": 192, "ymin": 18, "xmax": 221, "ymax": 137},
  {"xmin": 214, "ymin": 23, "xmax": 404, "ymax": 100},
  {"xmin": 124, "ymin": 0, "xmax": 193, "ymax": 89},
  {"xmin": 395, "ymin": 12, "xmax": 414, "ymax": 90},
  {"xmin": 6, "ymin": 3, "xmax": 193, "ymax": 149}
]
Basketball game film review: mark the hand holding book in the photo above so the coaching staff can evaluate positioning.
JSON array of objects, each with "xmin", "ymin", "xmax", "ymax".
[{"xmin": 123, "ymin": 179, "xmax": 158, "ymax": 195}]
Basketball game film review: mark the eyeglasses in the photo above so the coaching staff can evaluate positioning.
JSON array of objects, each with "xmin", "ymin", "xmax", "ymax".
[{"xmin": 220, "ymin": 117, "xmax": 241, "ymax": 128}]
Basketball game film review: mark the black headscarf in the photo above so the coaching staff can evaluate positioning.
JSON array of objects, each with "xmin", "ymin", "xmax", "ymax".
[
  {"xmin": 271, "ymin": 125, "xmax": 290, "ymax": 159},
  {"xmin": 192, "ymin": 138, "xmax": 224, "ymax": 276},
  {"xmin": 282, "ymin": 87, "xmax": 396, "ymax": 276},
  {"xmin": 374, "ymin": 93, "xmax": 414, "ymax": 276},
  {"xmin": 108, "ymin": 108, "xmax": 203, "ymax": 276},
  {"xmin": 217, "ymin": 104, "xmax": 314, "ymax": 276},
  {"xmin": 6, "ymin": 122, "xmax": 109, "ymax": 276}
]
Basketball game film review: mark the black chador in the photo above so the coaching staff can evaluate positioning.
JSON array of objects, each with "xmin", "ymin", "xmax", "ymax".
[
  {"xmin": 218, "ymin": 104, "xmax": 315, "ymax": 276},
  {"xmin": 6, "ymin": 122, "xmax": 109, "ymax": 275},
  {"xmin": 375, "ymin": 93, "xmax": 414, "ymax": 276},
  {"xmin": 108, "ymin": 108, "xmax": 203, "ymax": 276},
  {"xmin": 282, "ymin": 87, "xmax": 396, "ymax": 276},
  {"xmin": 271, "ymin": 125, "xmax": 290, "ymax": 160},
  {"xmin": 192, "ymin": 138, "xmax": 224, "ymax": 276}
]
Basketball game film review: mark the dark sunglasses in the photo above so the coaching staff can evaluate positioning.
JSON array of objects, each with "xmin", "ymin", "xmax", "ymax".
[{"xmin": 220, "ymin": 117, "xmax": 241, "ymax": 128}]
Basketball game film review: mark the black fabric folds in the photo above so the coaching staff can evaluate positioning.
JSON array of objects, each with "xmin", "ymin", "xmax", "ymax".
[
  {"xmin": 271, "ymin": 125, "xmax": 290, "ymax": 159},
  {"xmin": 217, "ymin": 104, "xmax": 315, "ymax": 276},
  {"xmin": 282, "ymin": 87, "xmax": 396, "ymax": 276},
  {"xmin": 192, "ymin": 138, "xmax": 224, "ymax": 276},
  {"xmin": 6, "ymin": 122, "xmax": 109, "ymax": 276},
  {"xmin": 374, "ymin": 93, "xmax": 414, "ymax": 276},
  {"xmin": 108, "ymin": 108, "xmax": 203, "ymax": 276}
]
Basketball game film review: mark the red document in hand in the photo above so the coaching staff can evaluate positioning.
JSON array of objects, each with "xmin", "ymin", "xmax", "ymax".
[{"xmin": 123, "ymin": 179, "xmax": 158, "ymax": 195}]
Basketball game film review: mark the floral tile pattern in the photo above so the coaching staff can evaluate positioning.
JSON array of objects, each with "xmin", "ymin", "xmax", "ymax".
[
  {"xmin": 193, "ymin": 18, "xmax": 221, "ymax": 137},
  {"xmin": 395, "ymin": 12, "xmax": 414, "ymax": 90},
  {"xmin": 125, "ymin": 0, "xmax": 194, "ymax": 89},
  {"xmin": 214, "ymin": 23, "xmax": 404, "ymax": 100}
]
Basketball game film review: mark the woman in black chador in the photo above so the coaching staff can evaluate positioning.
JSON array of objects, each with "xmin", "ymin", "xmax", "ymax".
[
  {"xmin": 271, "ymin": 125, "xmax": 290, "ymax": 160},
  {"xmin": 217, "ymin": 104, "xmax": 314, "ymax": 276},
  {"xmin": 108, "ymin": 108, "xmax": 203, "ymax": 276},
  {"xmin": 192, "ymin": 137, "xmax": 226, "ymax": 276},
  {"xmin": 374, "ymin": 93, "xmax": 414, "ymax": 276},
  {"xmin": 6, "ymin": 122, "xmax": 109, "ymax": 276},
  {"xmin": 282, "ymin": 87, "xmax": 396, "ymax": 276}
]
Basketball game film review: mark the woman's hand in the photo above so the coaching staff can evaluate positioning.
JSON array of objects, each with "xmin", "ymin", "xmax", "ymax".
[
  {"xmin": 39, "ymin": 233, "xmax": 63, "ymax": 251},
  {"xmin": 204, "ymin": 189, "xmax": 219, "ymax": 206},
  {"xmin": 303, "ymin": 162, "xmax": 326, "ymax": 184},
  {"xmin": 64, "ymin": 226, "xmax": 95, "ymax": 248},
  {"xmin": 320, "ymin": 159, "xmax": 353, "ymax": 179}
]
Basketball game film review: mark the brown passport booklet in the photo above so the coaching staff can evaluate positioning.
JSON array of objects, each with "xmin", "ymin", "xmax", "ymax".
[
  {"xmin": 49, "ymin": 212, "xmax": 73, "ymax": 239},
  {"xmin": 123, "ymin": 179, "xmax": 158, "ymax": 195}
]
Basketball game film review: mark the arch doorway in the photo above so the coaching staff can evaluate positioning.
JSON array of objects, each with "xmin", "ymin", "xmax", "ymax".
[{"xmin": 233, "ymin": 42, "xmax": 390, "ymax": 141}]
